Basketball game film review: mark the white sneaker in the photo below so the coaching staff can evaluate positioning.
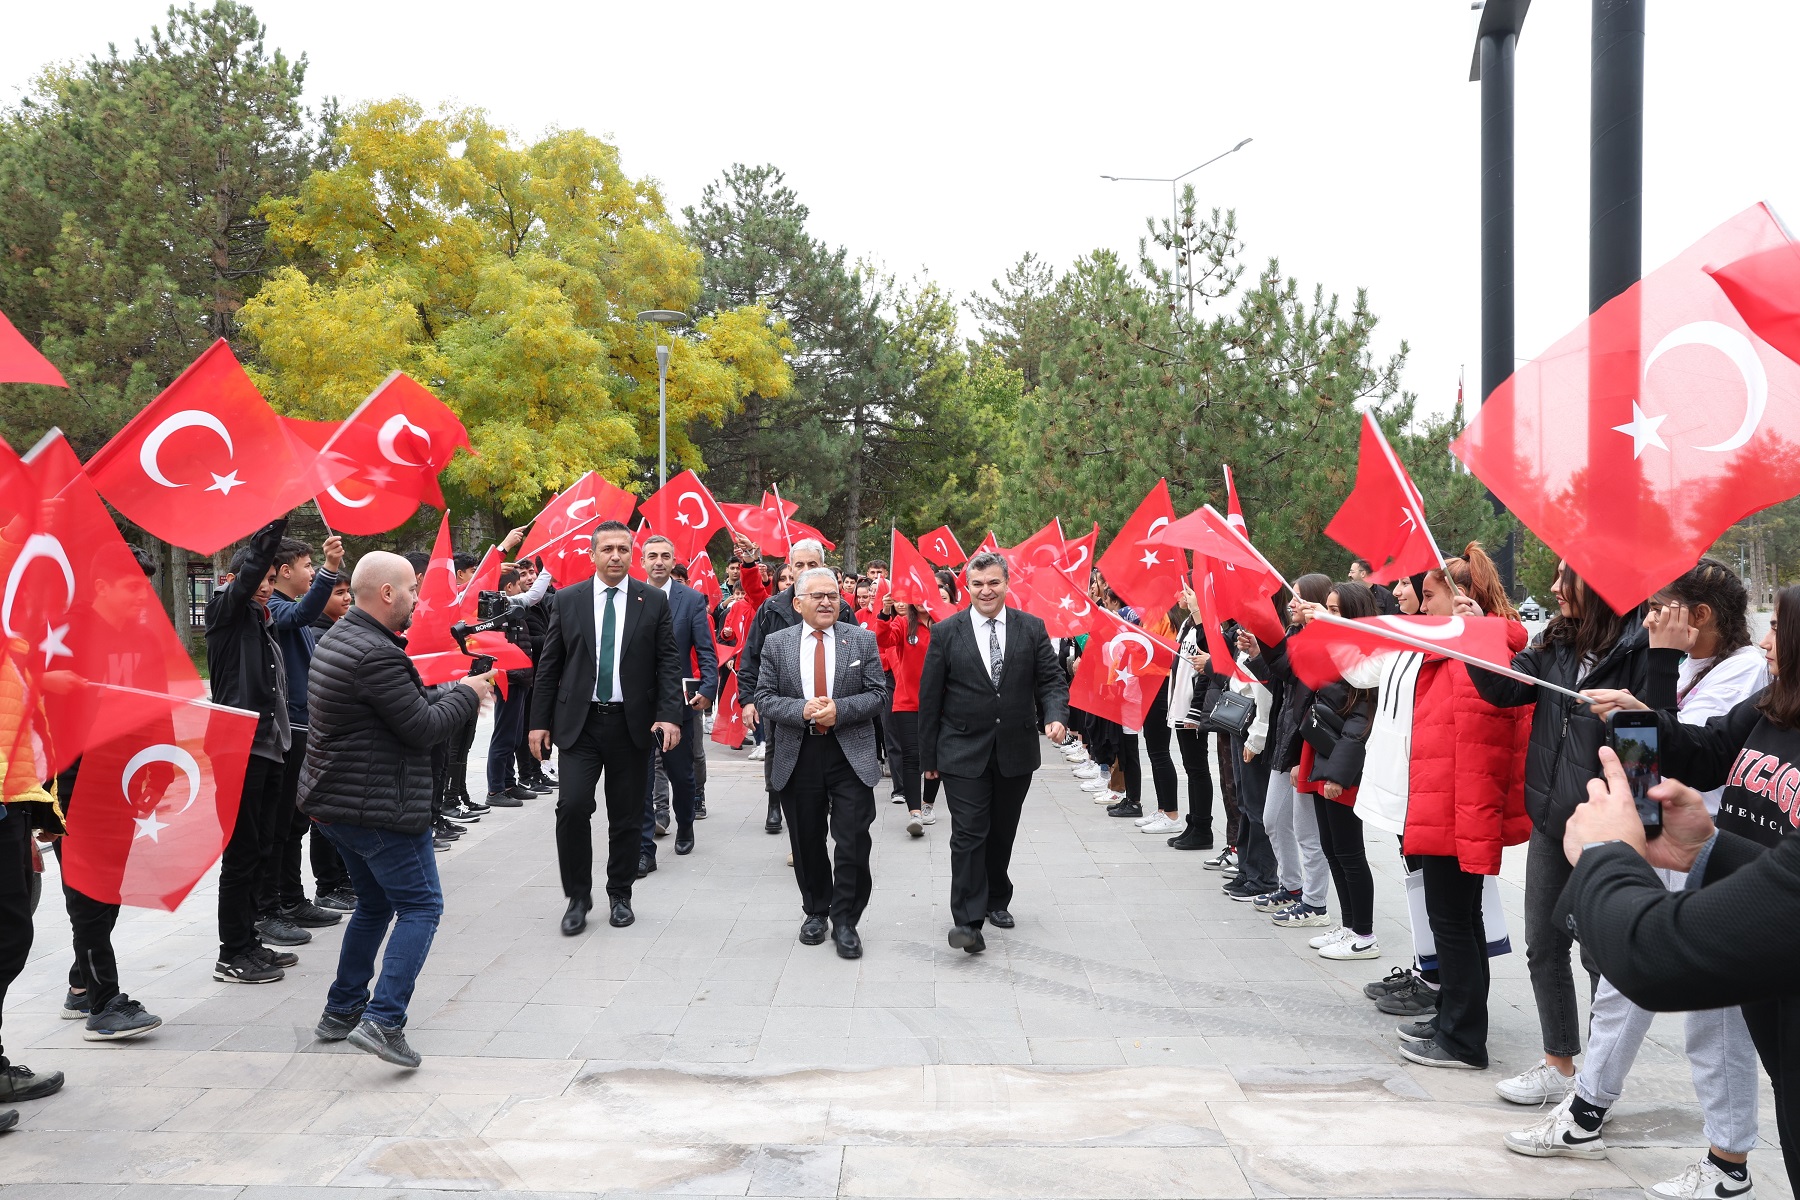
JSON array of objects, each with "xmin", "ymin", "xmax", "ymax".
[
  {"xmin": 920, "ymin": 805, "xmax": 937, "ymax": 825},
  {"xmin": 1319, "ymin": 933, "xmax": 1381, "ymax": 960},
  {"xmin": 1096, "ymin": 789, "xmax": 1126, "ymax": 804},
  {"xmin": 1501, "ymin": 1096, "xmax": 1607, "ymax": 1160},
  {"xmin": 746, "ymin": 743, "xmax": 766, "ymax": 761},
  {"xmin": 1495, "ymin": 1059, "xmax": 1577, "ymax": 1106},
  {"xmin": 1072, "ymin": 763, "xmax": 1103, "ymax": 780},
  {"xmin": 1139, "ymin": 813, "xmax": 1181, "ymax": 834},
  {"xmin": 1308, "ymin": 926, "xmax": 1351, "ymax": 950},
  {"xmin": 1133, "ymin": 813, "xmax": 1159, "ymax": 827},
  {"xmin": 1649, "ymin": 1157, "xmax": 1754, "ymax": 1199},
  {"xmin": 1079, "ymin": 777, "xmax": 1109, "ymax": 792},
  {"xmin": 1063, "ymin": 748, "xmax": 1090, "ymax": 764}
]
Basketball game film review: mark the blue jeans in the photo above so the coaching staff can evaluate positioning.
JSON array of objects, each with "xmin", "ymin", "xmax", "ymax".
[
  {"xmin": 318, "ymin": 822, "xmax": 442, "ymax": 1029},
  {"xmin": 487, "ymin": 682, "xmax": 529, "ymax": 795}
]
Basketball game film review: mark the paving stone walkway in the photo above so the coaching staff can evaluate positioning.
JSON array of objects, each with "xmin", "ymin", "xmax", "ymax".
[{"xmin": 1, "ymin": 716, "xmax": 1787, "ymax": 1199}]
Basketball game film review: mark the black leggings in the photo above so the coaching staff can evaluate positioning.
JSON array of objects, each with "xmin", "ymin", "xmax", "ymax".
[
  {"xmin": 1313, "ymin": 795, "xmax": 1374, "ymax": 937},
  {"xmin": 887, "ymin": 710, "xmax": 941, "ymax": 812},
  {"xmin": 1141, "ymin": 691, "xmax": 1178, "ymax": 813},
  {"xmin": 1173, "ymin": 728, "xmax": 1214, "ymax": 824},
  {"xmin": 1116, "ymin": 734, "xmax": 1141, "ymax": 803}
]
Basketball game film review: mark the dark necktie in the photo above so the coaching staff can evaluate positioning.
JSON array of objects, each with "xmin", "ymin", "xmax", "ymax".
[
  {"xmin": 988, "ymin": 618, "xmax": 1003, "ymax": 687},
  {"xmin": 596, "ymin": 586, "xmax": 619, "ymax": 700}
]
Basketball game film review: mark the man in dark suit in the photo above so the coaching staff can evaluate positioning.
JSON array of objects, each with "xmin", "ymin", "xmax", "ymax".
[
  {"xmin": 918, "ymin": 550, "xmax": 1069, "ymax": 954},
  {"xmin": 637, "ymin": 534, "xmax": 717, "ymax": 873},
  {"xmin": 752, "ymin": 568, "xmax": 888, "ymax": 959},
  {"xmin": 529, "ymin": 521, "xmax": 685, "ymax": 934}
]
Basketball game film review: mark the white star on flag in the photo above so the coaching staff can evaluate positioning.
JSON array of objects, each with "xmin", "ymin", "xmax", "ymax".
[
  {"xmin": 206, "ymin": 470, "xmax": 244, "ymax": 496},
  {"xmin": 38, "ymin": 623, "xmax": 71, "ymax": 666},
  {"xmin": 1139, "ymin": 549, "xmax": 1160, "ymax": 569},
  {"xmin": 133, "ymin": 811, "xmax": 169, "ymax": 842},
  {"xmin": 363, "ymin": 463, "xmax": 396, "ymax": 488},
  {"xmin": 676, "ymin": 512, "xmax": 693, "ymax": 526},
  {"xmin": 1057, "ymin": 595, "xmax": 1076, "ymax": 610},
  {"xmin": 1612, "ymin": 402, "xmax": 1669, "ymax": 459}
]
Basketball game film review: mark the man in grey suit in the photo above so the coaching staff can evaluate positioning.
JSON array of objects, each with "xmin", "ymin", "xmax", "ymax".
[{"xmin": 752, "ymin": 567, "xmax": 888, "ymax": 959}]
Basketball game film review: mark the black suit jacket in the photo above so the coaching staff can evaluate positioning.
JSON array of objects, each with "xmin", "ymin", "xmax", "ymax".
[
  {"xmin": 661, "ymin": 579, "xmax": 719, "ymax": 703},
  {"xmin": 918, "ymin": 607, "xmax": 1069, "ymax": 779},
  {"xmin": 530, "ymin": 576, "xmax": 685, "ymax": 751}
]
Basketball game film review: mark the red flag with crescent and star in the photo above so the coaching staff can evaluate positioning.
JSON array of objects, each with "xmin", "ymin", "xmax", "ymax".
[
  {"xmin": 1017, "ymin": 560, "xmax": 1100, "ymax": 639},
  {"xmin": 1285, "ymin": 614, "xmax": 1519, "ymax": 692},
  {"xmin": 84, "ymin": 340, "xmax": 351, "ymax": 556},
  {"xmin": 710, "ymin": 671, "xmax": 746, "ymax": 749},
  {"xmin": 689, "ymin": 551, "xmax": 722, "ymax": 611},
  {"xmin": 1058, "ymin": 523, "xmax": 1099, "ymax": 581},
  {"xmin": 1326, "ymin": 414, "xmax": 1441, "ymax": 586},
  {"xmin": 519, "ymin": 472, "xmax": 634, "ymax": 586},
  {"xmin": 918, "ymin": 525, "xmax": 966, "ymax": 568},
  {"xmin": 1454, "ymin": 204, "xmax": 1800, "ymax": 612},
  {"xmin": 1069, "ymin": 607, "xmax": 1176, "ymax": 731},
  {"xmin": 1203, "ymin": 478, "xmax": 1289, "ymax": 647},
  {"xmin": 889, "ymin": 529, "xmax": 957, "ymax": 620},
  {"xmin": 60, "ymin": 686, "xmax": 259, "ymax": 911},
  {"xmin": 282, "ymin": 372, "xmax": 471, "ymax": 536},
  {"xmin": 639, "ymin": 469, "xmax": 731, "ymax": 563},
  {"xmin": 1098, "ymin": 480, "xmax": 1186, "ymax": 616}
]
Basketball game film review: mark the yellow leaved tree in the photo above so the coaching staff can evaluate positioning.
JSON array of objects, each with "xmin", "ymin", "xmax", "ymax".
[{"xmin": 238, "ymin": 98, "xmax": 791, "ymax": 517}]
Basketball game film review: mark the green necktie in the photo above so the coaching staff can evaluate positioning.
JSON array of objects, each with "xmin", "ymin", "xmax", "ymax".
[{"xmin": 596, "ymin": 586, "xmax": 619, "ymax": 701}]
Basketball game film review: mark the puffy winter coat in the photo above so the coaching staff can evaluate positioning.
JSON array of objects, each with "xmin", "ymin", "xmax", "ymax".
[
  {"xmin": 299, "ymin": 607, "xmax": 481, "ymax": 834},
  {"xmin": 1250, "ymin": 626, "xmax": 1310, "ymax": 774},
  {"xmin": 1400, "ymin": 622, "xmax": 1533, "ymax": 875},
  {"xmin": 1295, "ymin": 680, "xmax": 1374, "ymax": 802},
  {"xmin": 1468, "ymin": 623, "xmax": 1660, "ymax": 839}
]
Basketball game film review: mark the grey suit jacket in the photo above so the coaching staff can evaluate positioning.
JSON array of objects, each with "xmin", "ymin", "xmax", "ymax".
[{"xmin": 752, "ymin": 621, "xmax": 888, "ymax": 791}]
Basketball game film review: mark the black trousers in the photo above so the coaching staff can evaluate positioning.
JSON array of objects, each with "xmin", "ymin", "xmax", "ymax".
[
  {"xmin": 779, "ymin": 733, "xmax": 876, "ymax": 927},
  {"xmin": 217, "ymin": 754, "xmax": 286, "ymax": 960},
  {"xmin": 445, "ymin": 704, "xmax": 479, "ymax": 802},
  {"xmin": 1741, "ymin": 998, "xmax": 1800, "ymax": 1197},
  {"xmin": 1231, "ymin": 736, "xmax": 1277, "ymax": 891},
  {"xmin": 887, "ymin": 710, "xmax": 940, "ymax": 812},
  {"xmin": 1141, "ymin": 691, "xmax": 1177, "ymax": 812},
  {"xmin": 1215, "ymin": 733, "xmax": 1241, "ymax": 845},
  {"xmin": 640, "ymin": 708, "xmax": 697, "ymax": 862},
  {"xmin": 943, "ymin": 749, "xmax": 1031, "ymax": 929},
  {"xmin": 1313, "ymin": 795, "xmax": 1374, "ymax": 937},
  {"xmin": 52, "ymin": 761, "xmax": 122, "ymax": 1011},
  {"xmin": 1174, "ymin": 728, "xmax": 1214, "ymax": 830},
  {"xmin": 1117, "ymin": 733, "xmax": 1142, "ymax": 803},
  {"xmin": 1420, "ymin": 854, "xmax": 1489, "ymax": 1066},
  {"xmin": 0, "ymin": 807, "xmax": 35, "ymax": 1061},
  {"xmin": 554, "ymin": 705, "xmax": 651, "ymax": 904},
  {"xmin": 514, "ymin": 681, "xmax": 545, "ymax": 782},
  {"xmin": 487, "ymin": 683, "xmax": 529, "ymax": 795},
  {"xmin": 257, "ymin": 732, "xmax": 310, "ymax": 915}
]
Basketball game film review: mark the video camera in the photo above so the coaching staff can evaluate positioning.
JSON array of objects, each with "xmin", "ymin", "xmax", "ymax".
[{"xmin": 450, "ymin": 590, "xmax": 527, "ymax": 676}]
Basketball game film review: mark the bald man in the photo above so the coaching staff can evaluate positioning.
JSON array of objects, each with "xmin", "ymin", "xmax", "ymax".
[{"xmin": 298, "ymin": 551, "xmax": 492, "ymax": 1069}]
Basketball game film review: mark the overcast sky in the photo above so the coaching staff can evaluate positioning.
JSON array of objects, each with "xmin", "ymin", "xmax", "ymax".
[{"xmin": 6, "ymin": 2, "xmax": 1798, "ymax": 421}]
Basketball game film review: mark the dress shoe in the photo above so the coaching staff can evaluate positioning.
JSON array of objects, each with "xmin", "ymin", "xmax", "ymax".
[
  {"xmin": 637, "ymin": 852, "xmax": 657, "ymax": 878},
  {"xmin": 948, "ymin": 924, "xmax": 986, "ymax": 954},
  {"xmin": 764, "ymin": 799, "xmax": 783, "ymax": 834},
  {"xmin": 560, "ymin": 897, "xmax": 591, "ymax": 936},
  {"xmin": 609, "ymin": 900, "xmax": 635, "ymax": 927},
  {"xmin": 833, "ymin": 924, "xmax": 863, "ymax": 959},
  {"xmin": 799, "ymin": 915, "xmax": 828, "ymax": 945},
  {"xmin": 674, "ymin": 832, "xmax": 695, "ymax": 855},
  {"xmin": 987, "ymin": 909, "xmax": 1015, "ymax": 929}
]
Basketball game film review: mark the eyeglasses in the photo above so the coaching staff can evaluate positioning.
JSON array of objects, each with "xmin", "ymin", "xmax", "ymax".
[{"xmin": 798, "ymin": 591, "xmax": 838, "ymax": 602}]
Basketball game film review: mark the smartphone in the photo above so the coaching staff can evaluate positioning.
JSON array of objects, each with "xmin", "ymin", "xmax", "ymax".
[
  {"xmin": 682, "ymin": 677, "xmax": 701, "ymax": 705},
  {"xmin": 1608, "ymin": 711, "xmax": 1663, "ymax": 838}
]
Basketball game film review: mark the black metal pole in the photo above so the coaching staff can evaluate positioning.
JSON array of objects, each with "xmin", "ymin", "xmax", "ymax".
[
  {"xmin": 1590, "ymin": 0, "xmax": 1645, "ymax": 312},
  {"xmin": 1479, "ymin": 28, "xmax": 1518, "ymax": 594}
]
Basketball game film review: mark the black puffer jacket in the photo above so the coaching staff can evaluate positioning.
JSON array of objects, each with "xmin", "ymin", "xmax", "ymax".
[
  {"xmin": 1468, "ymin": 624, "xmax": 1658, "ymax": 839},
  {"xmin": 298, "ymin": 607, "xmax": 481, "ymax": 834},
  {"xmin": 1249, "ymin": 626, "xmax": 1311, "ymax": 774}
]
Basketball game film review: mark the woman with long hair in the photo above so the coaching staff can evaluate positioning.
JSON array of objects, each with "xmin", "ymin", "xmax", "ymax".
[
  {"xmin": 876, "ymin": 575, "xmax": 958, "ymax": 837},
  {"xmin": 1461, "ymin": 559, "xmax": 1654, "ymax": 1106},
  {"xmin": 1164, "ymin": 585, "xmax": 1217, "ymax": 850}
]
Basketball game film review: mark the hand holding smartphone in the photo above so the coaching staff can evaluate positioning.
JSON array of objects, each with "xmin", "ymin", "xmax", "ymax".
[{"xmin": 1607, "ymin": 711, "xmax": 1663, "ymax": 839}]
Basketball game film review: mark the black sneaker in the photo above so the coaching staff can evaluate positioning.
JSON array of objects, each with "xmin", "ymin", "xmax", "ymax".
[
  {"xmin": 1376, "ymin": 974, "xmax": 1441, "ymax": 1017},
  {"xmin": 346, "ymin": 1018, "xmax": 422, "ymax": 1068},
  {"xmin": 433, "ymin": 818, "xmax": 463, "ymax": 840},
  {"xmin": 460, "ymin": 795, "xmax": 491, "ymax": 814},
  {"xmin": 1399, "ymin": 1037, "xmax": 1483, "ymax": 1070},
  {"xmin": 1363, "ymin": 966, "xmax": 1417, "ymax": 1000},
  {"xmin": 83, "ymin": 995, "xmax": 162, "ymax": 1042},
  {"xmin": 251, "ymin": 944, "xmax": 300, "ymax": 969},
  {"xmin": 255, "ymin": 915, "xmax": 312, "ymax": 946},
  {"xmin": 1395, "ymin": 1020, "xmax": 1438, "ymax": 1044},
  {"xmin": 316, "ymin": 888, "xmax": 357, "ymax": 913},
  {"xmin": 693, "ymin": 796, "xmax": 708, "ymax": 819},
  {"xmin": 314, "ymin": 1006, "xmax": 366, "ymax": 1041},
  {"xmin": 443, "ymin": 802, "xmax": 482, "ymax": 823},
  {"xmin": 485, "ymin": 790, "xmax": 523, "ymax": 809},
  {"xmin": 433, "ymin": 836, "xmax": 452, "ymax": 852},
  {"xmin": 654, "ymin": 810, "xmax": 669, "ymax": 836},
  {"xmin": 1106, "ymin": 799, "xmax": 1143, "ymax": 818},
  {"xmin": 1222, "ymin": 879, "xmax": 1264, "ymax": 901},
  {"xmin": 60, "ymin": 989, "xmax": 89, "ymax": 1020},
  {"xmin": 528, "ymin": 780, "xmax": 554, "ymax": 794},
  {"xmin": 213, "ymin": 953, "xmax": 284, "ymax": 984},
  {"xmin": 504, "ymin": 784, "xmax": 536, "ymax": 802},
  {"xmin": 1167, "ymin": 823, "xmax": 1214, "ymax": 851},
  {"xmin": 280, "ymin": 901, "xmax": 343, "ymax": 928},
  {"xmin": 0, "ymin": 1108, "xmax": 15, "ymax": 1132},
  {"xmin": 0, "ymin": 1061, "xmax": 64, "ymax": 1102}
]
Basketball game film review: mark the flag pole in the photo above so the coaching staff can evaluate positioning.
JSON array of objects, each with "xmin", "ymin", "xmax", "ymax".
[
  {"xmin": 313, "ymin": 498, "xmax": 334, "ymax": 538},
  {"xmin": 771, "ymin": 481, "xmax": 794, "ymax": 553},
  {"xmin": 1308, "ymin": 609, "xmax": 1589, "ymax": 704}
]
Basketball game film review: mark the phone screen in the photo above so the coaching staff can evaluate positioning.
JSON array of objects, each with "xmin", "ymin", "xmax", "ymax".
[{"xmin": 1611, "ymin": 720, "xmax": 1662, "ymax": 828}]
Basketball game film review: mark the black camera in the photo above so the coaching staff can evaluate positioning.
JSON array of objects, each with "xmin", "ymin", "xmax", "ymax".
[{"xmin": 450, "ymin": 591, "xmax": 527, "ymax": 676}]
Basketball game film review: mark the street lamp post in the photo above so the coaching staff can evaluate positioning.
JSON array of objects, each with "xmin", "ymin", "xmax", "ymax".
[
  {"xmin": 1102, "ymin": 137, "xmax": 1253, "ymax": 312},
  {"xmin": 635, "ymin": 309, "xmax": 690, "ymax": 487}
]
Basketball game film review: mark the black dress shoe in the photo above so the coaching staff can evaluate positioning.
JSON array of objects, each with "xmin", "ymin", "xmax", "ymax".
[
  {"xmin": 560, "ymin": 898, "xmax": 591, "ymax": 936},
  {"xmin": 833, "ymin": 924, "xmax": 862, "ymax": 959},
  {"xmin": 987, "ymin": 909, "xmax": 1015, "ymax": 929},
  {"xmin": 947, "ymin": 924, "xmax": 986, "ymax": 954},
  {"xmin": 764, "ymin": 800, "xmax": 783, "ymax": 834},
  {"xmin": 609, "ymin": 900, "xmax": 634, "ymax": 927},
  {"xmin": 674, "ymin": 833, "xmax": 695, "ymax": 855},
  {"xmin": 637, "ymin": 852, "xmax": 657, "ymax": 878},
  {"xmin": 799, "ymin": 915, "xmax": 828, "ymax": 945}
]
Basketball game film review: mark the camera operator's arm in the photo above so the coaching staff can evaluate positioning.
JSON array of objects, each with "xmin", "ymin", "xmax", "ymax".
[{"xmin": 510, "ymin": 567, "xmax": 553, "ymax": 609}]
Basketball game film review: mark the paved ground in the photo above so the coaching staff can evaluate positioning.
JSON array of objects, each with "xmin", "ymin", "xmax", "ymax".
[{"xmin": 1, "ymin": 715, "xmax": 1787, "ymax": 1200}]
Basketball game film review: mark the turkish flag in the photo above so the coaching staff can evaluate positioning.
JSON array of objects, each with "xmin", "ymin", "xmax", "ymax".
[
  {"xmin": 711, "ymin": 672, "xmax": 746, "ymax": 749},
  {"xmin": 1069, "ymin": 607, "xmax": 1176, "ymax": 731},
  {"xmin": 12, "ymin": 432, "xmax": 204, "ymax": 776},
  {"xmin": 460, "ymin": 546, "xmax": 503, "ymax": 621},
  {"xmin": 60, "ymin": 686, "xmax": 258, "ymax": 911},
  {"xmin": 1017, "ymin": 561, "xmax": 1100, "ymax": 638},
  {"xmin": 919, "ymin": 525, "xmax": 967, "ymax": 568},
  {"xmin": 406, "ymin": 514, "xmax": 461, "ymax": 656},
  {"xmin": 689, "ymin": 551, "xmax": 722, "ymax": 611},
  {"xmin": 889, "ymin": 529, "xmax": 955, "ymax": 619},
  {"xmin": 1223, "ymin": 464, "xmax": 1247, "ymax": 531},
  {"xmin": 1188, "ymin": 499, "xmax": 1288, "ymax": 647},
  {"xmin": 284, "ymin": 372, "xmax": 470, "ymax": 535},
  {"xmin": 628, "ymin": 520, "xmax": 653, "ymax": 582},
  {"xmin": 761, "ymin": 489, "xmax": 798, "ymax": 519},
  {"xmin": 85, "ymin": 340, "xmax": 350, "ymax": 556},
  {"xmin": 410, "ymin": 636, "xmax": 531, "ymax": 686},
  {"xmin": 785, "ymin": 517, "xmax": 835, "ymax": 553},
  {"xmin": 1326, "ymin": 413, "xmax": 1439, "ymax": 585},
  {"xmin": 0, "ymin": 309, "xmax": 66, "ymax": 387},
  {"xmin": 638, "ymin": 469, "xmax": 730, "ymax": 562},
  {"xmin": 1097, "ymin": 480, "xmax": 1186, "ymax": 616},
  {"xmin": 976, "ymin": 531, "xmax": 1001, "ymax": 556},
  {"xmin": 718, "ymin": 501, "xmax": 790, "ymax": 556},
  {"xmin": 1454, "ymin": 205, "xmax": 1800, "ymax": 611},
  {"xmin": 1708, "ymin": 238, "xmax": 1800, "ymax": 370},
  {"xmin": 1195, "ymin": 555, "xmax": 1255, "ymax": 685},
  {"xmin": 519, "ymin": 472, "xmax": 634, "ymax": 586},
  {"xmin": 1285, "ymin": 613, "xmax": 1519, "ymax": 691},
  {"xmin": 1059, "ymin": 523, "xmax": 1099, "ymax": 580}
]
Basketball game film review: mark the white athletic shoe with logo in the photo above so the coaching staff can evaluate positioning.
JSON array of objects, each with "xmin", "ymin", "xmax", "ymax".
[
  {"xmin": 1502, "ymin": 1097, "xmax": 1607, "ymax": 1160},
  {"xmin": 1649, "ymin": 1158, "xmax": 1755, "ymax": 1199},
  {"xmin": 1494, "ymin": 1059, "xmax": 1578, "ymax": 1106},
  {"xmin": 1138, "ymin": 813, "xmax": 1181, "ymax": 834},
  {"xmin": 1308, "ymin": 926, "xmax": 1351, "ymax": 951},
  {"xmin": 1318, "ymin": 933, "xmax": 1381, "ymax": 960}
]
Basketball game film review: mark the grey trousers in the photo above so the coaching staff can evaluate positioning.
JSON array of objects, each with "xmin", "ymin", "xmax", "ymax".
[{"xmin": 1265, "ymin": 769, "xmax": 1328, "ymax": 907}]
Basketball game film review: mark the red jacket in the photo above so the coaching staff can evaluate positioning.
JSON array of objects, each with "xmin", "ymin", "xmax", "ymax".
[
  {"xmin": 874, "ymin": 614, "xmax": 932, "ymax": 712},
  {"xmin": 1400, "ymin": 620, "xmax": 1532, "ymax": 874},
  {"xmin": 859, "ymin": 606, "xmax": 899, "ymax": 674}
]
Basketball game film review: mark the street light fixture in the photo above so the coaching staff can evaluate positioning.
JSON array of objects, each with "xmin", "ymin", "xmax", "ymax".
[
  {"xmin": 1102, "ymin": 137, "xmax": 1253, "ymax": 312},
  {"xmin": 635, "ymin": 309, "xmax": 691, "ymax": 487}
]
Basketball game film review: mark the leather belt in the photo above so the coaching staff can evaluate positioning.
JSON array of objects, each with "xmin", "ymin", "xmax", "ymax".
[{"xmin": 591, "ymin": 701, "xmax": 625, "ymax": 712}]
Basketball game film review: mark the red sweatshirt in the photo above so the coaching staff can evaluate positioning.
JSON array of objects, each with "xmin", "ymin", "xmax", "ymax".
[{"xmin": 874, "ymin": 614, "xmax": 932, "ymax": 712}]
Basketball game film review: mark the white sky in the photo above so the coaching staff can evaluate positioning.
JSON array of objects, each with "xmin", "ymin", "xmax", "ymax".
[{"xmin": 7, "ymin": 1, "xmax": 1799, "ymax": 421}]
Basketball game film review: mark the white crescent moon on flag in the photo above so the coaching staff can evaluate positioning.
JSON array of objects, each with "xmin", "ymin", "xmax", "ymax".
[
  {"xmin": 566, "ymin": 496, "xmax": 597, "ymax": 521},
  {"xmin": 1, "ymin": 534, "xmax": 75, "ymax": 638},
  {"xmin": 377, "ymin": 414, "xmax": 431, "ymax": 467},
  {"xmin": 676, "ymin": 491, "xmax": 709, "ymax": 527},
  {"xmin": 1104, "ymin": 628, "xmax": 1157, "ymax": 674},
  {"xmin": 139, "ymin": 410, "xmax": 235, "ymax": 488},
  {"xmin": 325, "ymin": 483, "xmax": 375, "ymax": 509},
  {"xmin": 1065, "ymin": 546, "xmax": 1090, "ymax": 572},
  {"xmin": 1147, "ymin": 516, "xmax": 1170, "ymax": 538},
  {"xmin": 1645, "ymin": 320, "xmax": 1768, "ymax": 454},
  {"xmin": 1374, "ymin": 615, "xmax": 1466, "ymax": 641},
  {"xmin": 123, "ymin": 742, "xmax": 201, "ymax": 815}
]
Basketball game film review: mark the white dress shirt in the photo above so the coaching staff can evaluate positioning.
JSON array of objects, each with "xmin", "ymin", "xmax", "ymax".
[
  {"xmin": 799, "ymin": 622, "xmax": 837, "ymax": 701},
  {"xmin": 592, "ymin": 580, "xmax": 628, "ymax": 702}
]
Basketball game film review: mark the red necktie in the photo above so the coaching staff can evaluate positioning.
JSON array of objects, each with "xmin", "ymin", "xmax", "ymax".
[{"xmin": 813, "ymin": 630, "xmax": 828, "ymax": 699}]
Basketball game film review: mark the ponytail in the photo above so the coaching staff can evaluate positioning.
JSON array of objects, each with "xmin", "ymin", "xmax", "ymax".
[{"xmin": 1433, "ymin": 541, "xmax": 1515, "ymax": 620}]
